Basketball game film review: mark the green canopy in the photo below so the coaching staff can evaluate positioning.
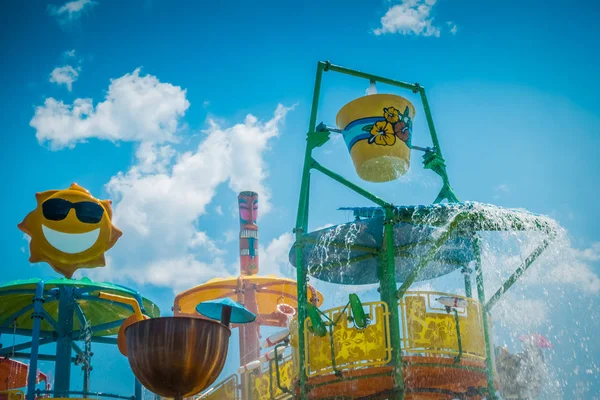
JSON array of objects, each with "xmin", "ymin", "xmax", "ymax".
[{"xmin": 0, "ymin": 277, "xmax": 160, "ymax": 337}]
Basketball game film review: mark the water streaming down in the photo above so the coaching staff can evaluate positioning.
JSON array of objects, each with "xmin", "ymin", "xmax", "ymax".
[{"xmin": 287, "ymin": 200, "xmax": 598, "ymax": 399}]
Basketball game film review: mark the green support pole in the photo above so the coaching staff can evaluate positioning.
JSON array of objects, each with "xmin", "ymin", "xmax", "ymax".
[
  {"xmin": 485, "ymin": 237, "xmax": 553, "ymax": 312},
  {"xmin": 311, "ymin": 161, "xmax": 388, "ymax": 208},
  {"xmin": 396, "ymin": 215, "xmax": 464, "ymax": 298},
  {"xmin": 381, "ymin": 207, "xmax": 404, "ymax": 400},
  {"xmin": 323, "ymin": 61, "xmax": 418, "ymax": 92},
  {"xmin": 462, "ymin": 267, "xmax": 473, "ymax": 298},
  {"xmin": 294, "ymin": 61, "xmax": 325, "ymax": 400},
  {"xmin": 418, "ymin": 88, "xmax": 460, "ymax": 203},
  {"xmin": 473, "ymin": 237, "xmax": 498, "ymax": 400},
  {"xmin": 418, "ymin": 88, "xmax": 443, "ymax": 159}
]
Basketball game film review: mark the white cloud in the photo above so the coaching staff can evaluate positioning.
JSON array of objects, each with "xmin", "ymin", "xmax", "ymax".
[
  {"xmin": 48, "ymin": 0, "xmax": 98, "ymax": 24},
  {"xmin": 49, "ymin": 65, "xmax": 80, "ymax": 91},
  {"xmin": 31, "ymin": 68, "xmax": 190, "ymax": 149},
  {"xmin": 494, "ymin": 184, "xmax": 510, "ymax": 193},
  {"xmin": 189, "ymin": 231, "xmax": 225, "ymax": 256},
  {"xmin": 314, "ymin": 223, "xmax": 335, "ymax": 231},
  {"xmin": 82, "ymin": 103, "xmax": 292, "ymax": 292},
  {"xmin": 521, "ymin": 242, "xmax": 600, "ymax": 295},
  {"xmin": 258, "ymin": 232, "xmax": 295, "ymax": 277},
  {"xmin": 373, "ymin": 0, "xmax": 442, "ymax": 37},
  {"xmin": 493, "ymin": 183, "xmax": 510, "ymax": 199},
  {"xmin": 21, "ymin": 234, "xmax": 31, "ymax": 254},
  {"xmin": 223, "ymin": 230, "xmax": 237, "ymax": 243},
  {"xmin": 447, "ymin": 21, "xmax": 458, "ymax": 35},
  {"xmin": 145, "ymin": 257, "xmax": 226, "ymax": 293},
  {"xmin": 64, "ymin": 49, "xmax": 76, "ymax": 58}
]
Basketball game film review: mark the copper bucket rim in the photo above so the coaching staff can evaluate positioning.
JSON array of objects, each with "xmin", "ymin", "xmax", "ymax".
[{"xmin": 124, "ymin": 315, "xmax": 232, "ymax": 337}]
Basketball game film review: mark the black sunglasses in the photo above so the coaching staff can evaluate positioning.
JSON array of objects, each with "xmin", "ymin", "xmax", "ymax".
[{"xmin": 42, "ymin": 198, "xmax": 105, "ymax": 224}]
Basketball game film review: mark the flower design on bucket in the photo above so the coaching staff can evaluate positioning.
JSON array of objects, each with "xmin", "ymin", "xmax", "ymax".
[
  {"xmin": 362, "ymin": 106, "xmax": 412, "ymax": 146},
  {"xmin": 394, "ymin": 120, "xmax": 409, "ymax": 142},
  {"xmin": 383, "ymin": 106, "xmax": 400, "ymax": 124},
  {"xmin": 368, "ymin": 121, "xmax": 396, "ymax": 145}
]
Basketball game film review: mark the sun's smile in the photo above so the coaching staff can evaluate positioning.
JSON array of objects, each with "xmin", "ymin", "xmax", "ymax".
[{"xmin": 42, "ymin": 225, "xmax": 100, "ymax": 254}]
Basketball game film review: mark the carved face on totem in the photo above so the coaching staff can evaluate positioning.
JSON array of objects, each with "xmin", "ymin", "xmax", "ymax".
[
  {"xmin": 238, "ymin": 191, "xmax": 259, "ymax": 275},
  {"xmin": 238, "ymin": 191, "xmax": 258, "ymax": 228}
]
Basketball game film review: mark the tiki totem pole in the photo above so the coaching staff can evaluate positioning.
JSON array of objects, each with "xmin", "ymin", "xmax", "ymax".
[
  {"xmin": 238, "ymin": 191, "xmax": 259, "ymax": 276},
  {"xmin": 237, "ymin": 191, "xmax": 262, "ymax": 385}
]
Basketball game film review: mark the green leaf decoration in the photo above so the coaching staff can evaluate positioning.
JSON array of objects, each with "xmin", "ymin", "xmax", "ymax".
[{"xmin": 362, "ymin": 125, "xmax": 373, "ymax": 132}]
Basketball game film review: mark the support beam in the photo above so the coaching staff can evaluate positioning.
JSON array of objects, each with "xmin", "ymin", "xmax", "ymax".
[
  {"xmin": 473, "ymin": 237, "xmax": 498, "ymax": 400},
  {"xmin": 10, "ymin": 352, "xmax": 76, "ymax": 362},
  {"xmin": 462, "ymin": 267, "xmax": 473, "ymax": 298},
  {"xmin": 90, "ymin": 336, "xmax": 118, "ymax": 345},
  {"xmin": 485, "ymin": 237, "xmax": 553, "ymax": 312},
  {"xmin": 135, "ymin": 379, "xmax": 142, "ymax": 400},
  {"xmin": 0, "ymin": 337, "xmax": 55, "ymax": 356},
  {"xmin": 26, "ymin": 281, "xmax": 45, "ymax": 400},
  {"xmin": 294, "ymin": 60, "xmax": 325, "ymax": 400},
  {"xmin": 397, "ymin": 214, "xmax": 465, "ymax": 298},
  {"xmin": 0, "ymin": 327, "xmax": 54, "ymax": 337},
  {"xmin": 72, "ymin": 319, "xmax": 124, "ymax": 340},
  {"xmin": 381, "ymin": 207, "xmax": 404, "ymax": 400},
  {"xmin": 54, "ymin": 285, "xmax": 76, "ymax": 394},
  {"xmin": 311, "ymin": 161, "xmax": 388, "ymax": 208},
  {"xmin": 322, "ymin": 61, "xmax": 419, "ymax": 92}
]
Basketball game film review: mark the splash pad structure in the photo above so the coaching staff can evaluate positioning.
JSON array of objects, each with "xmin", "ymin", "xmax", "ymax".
[
  {"xmin": 200, "ymin": 61, "xmax": 561, "ymax": 400},
  {"xmin": 288, "ymin": 61, "xmax": 559, "ymax": 399},
  {"xmin": 0, "ymin": 277, "xmax": 160, "ymax": 399}
]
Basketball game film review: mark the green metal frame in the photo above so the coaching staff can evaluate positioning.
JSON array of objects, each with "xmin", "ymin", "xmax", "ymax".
[{"xmin": 293, "ymin": 61, "xmax": 556, "ymax": 400}]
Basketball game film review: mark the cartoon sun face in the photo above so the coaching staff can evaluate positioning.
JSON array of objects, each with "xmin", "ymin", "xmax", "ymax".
[{"xmin": 18, "ymin": 183, "xmax": 122, "ymax": 278}]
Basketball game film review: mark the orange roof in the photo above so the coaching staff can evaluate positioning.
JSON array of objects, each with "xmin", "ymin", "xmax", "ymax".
[{"xmin": 0, "ymin": 358, "xmax": 47, "ymax": 390}]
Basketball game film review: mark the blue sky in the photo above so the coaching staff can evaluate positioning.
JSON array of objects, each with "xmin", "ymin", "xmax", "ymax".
[{"xmin": 1, "ymin": 0, "xmax": 599, "ymax": 397}]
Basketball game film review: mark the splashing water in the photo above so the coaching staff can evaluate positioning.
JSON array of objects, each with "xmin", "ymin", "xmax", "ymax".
[{"xmin": 299, "ymin": 201, "xmax": 600, "ymax": 399}]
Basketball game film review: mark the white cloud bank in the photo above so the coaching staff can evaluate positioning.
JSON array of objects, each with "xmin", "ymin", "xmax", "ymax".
[
  {"xmin": 93, "ymin": 105, "xmax": 290, "ymax": 292},
  {"xmin": 88, "ymin": 104, "xmax": 289, "ymax": 290},
  {"xmin": 31, "ymin": 68, "xmax": 190, "ymax": 149},
  {"xmin": 374, "ymin": 0, "xmax": 454, "ymax": 37}
]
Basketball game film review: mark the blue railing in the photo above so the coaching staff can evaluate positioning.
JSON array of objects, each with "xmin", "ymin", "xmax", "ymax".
[{"xmin": 35, "ymin": 390, "xmax": 135, "ymax": 400}]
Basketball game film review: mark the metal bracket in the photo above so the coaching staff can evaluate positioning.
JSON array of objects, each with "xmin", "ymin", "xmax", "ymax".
[{"xmin": 31, "ymin": 312, "xmax": 44, "ymax": 320}]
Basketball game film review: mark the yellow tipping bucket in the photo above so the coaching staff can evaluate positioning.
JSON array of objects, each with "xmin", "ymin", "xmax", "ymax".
[{"xmin": 336, "ymin": 94, "xmax": 415, "ymax": 182}]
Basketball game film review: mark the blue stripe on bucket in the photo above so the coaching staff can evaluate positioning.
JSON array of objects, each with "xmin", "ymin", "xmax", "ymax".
[
  {"xmin": 343, "ymin": 116, "xmax": 384, "ymax": 131},
  {"xmin": 343, "ymin": 116, "xmax": 385, "ymax": 150},
  {"xmin": 347, "ymin": 133, "xmax": 371, "ymax": 150}
]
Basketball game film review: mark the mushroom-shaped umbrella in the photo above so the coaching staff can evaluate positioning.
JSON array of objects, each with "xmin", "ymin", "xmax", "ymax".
[
  {"xmin": 196, "ymin": 298, "xmax": 256, "ymax": 327},
  {"xmin": 290, "ymin": 203, "xmax": 558, "ymax": 285}
]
